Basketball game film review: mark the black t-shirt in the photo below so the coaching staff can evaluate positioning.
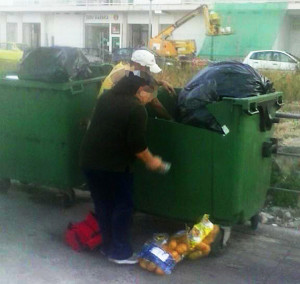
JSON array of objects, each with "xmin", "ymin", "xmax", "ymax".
[{"xmin": 79, "ymin": 91, "xmax": 147, "ymax": 172}]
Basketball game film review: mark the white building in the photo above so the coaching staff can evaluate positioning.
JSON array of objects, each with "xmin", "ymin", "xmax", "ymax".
[{"xmin": 0, "ymin": 0, "xmax": 300, "ymax": 59}]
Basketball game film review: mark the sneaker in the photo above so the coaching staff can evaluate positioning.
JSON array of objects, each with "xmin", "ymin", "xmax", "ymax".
[{"xmin": 108, "ymin": 253, "xmax": 138, "ymax": 265}]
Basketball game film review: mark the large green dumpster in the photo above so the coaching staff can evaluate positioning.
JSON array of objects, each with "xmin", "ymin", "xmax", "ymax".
[
  {"xmin": 134, "ymin": 90, "xmax": 282, "ymax": 226},
  {"xmin": 0, "ymin": 74, "xmax": 105, "ymax": 197}
]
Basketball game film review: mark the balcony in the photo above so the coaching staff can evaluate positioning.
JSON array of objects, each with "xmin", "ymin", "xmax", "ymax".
[
  {"xmin": 0, "ymin": 0, "xmax": 299, "ymax": 12},
  {"xmin": 0, "ymin": 0, "xmax": 207, "ymax": 12}
]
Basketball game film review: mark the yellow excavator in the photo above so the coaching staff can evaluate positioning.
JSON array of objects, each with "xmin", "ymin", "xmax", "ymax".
[{"xmin": 149, "ymin": 5, "xmax": 232, "ymax": 58}]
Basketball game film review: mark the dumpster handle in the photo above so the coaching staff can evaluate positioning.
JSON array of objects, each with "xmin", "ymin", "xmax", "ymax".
[
  {"xmin": 70, "ymin": 84, "xmax": 84, "ymax": 95},
  {"xmin": 276, "ymin": 96, "xmax": 284, "ymax": 107},
  {"xmin": 246, "ymin": 102, "xmax": 259, "ymax": 115}
]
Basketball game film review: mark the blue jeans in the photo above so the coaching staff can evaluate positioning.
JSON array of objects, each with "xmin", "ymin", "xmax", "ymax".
[{"xmin": 83, "ymin": 169, "xmax": 134, "ymax": 260}]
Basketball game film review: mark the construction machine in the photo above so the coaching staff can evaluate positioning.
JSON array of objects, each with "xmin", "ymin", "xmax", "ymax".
[{"xmin": 149, "ymin": 5, "xmax": 232, "ymax": 58}]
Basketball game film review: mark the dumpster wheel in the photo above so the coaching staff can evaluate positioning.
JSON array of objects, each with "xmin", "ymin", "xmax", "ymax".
[
  {"xmin": 61, "ymin": 188, "xmax": 76, "ymax": 208},
  {"xmin": 210, "ymin": 226, "xmax": 231, "ymax": 256},
  {"xmin": 0, "ymin": 178, "xmax": 11, "ymax": 193},
  {"xmin": 250, "ymin": 214, "xmax": 260, "ymax": 230}
]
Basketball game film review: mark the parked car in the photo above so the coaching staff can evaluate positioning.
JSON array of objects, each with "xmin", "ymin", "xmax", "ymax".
[
  {"xmin": 243, "ymin": 50, "xmax": 300, "ymax": 71},
  {"xmin": 0, "ymin": 42, "xmax": 28, "ymax": 62},
  {"xmin": 111, "ymin": 47, "xmax": 133, "ymax": 64}
]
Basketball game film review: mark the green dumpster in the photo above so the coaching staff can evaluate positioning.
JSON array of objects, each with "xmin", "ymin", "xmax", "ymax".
[
  {"xmin": 134, "ymin": 90, "xmax": 282, "ymax": 226},
  {"xmin": 0, "ymin": 73, "xmax": 106, "ymax": 199},
  {"xmin": 89, "ymin": 63, "xmax": 113, "ymax": 77}
]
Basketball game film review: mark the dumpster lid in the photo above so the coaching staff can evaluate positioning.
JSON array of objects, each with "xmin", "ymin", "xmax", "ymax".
[
  {"xmin": 223, "ymin": 92, "xmax": 283, "ymax": 113},
  {"xmin": 0, "ymin": 75, "xmax": 104, "ymax": 92}
]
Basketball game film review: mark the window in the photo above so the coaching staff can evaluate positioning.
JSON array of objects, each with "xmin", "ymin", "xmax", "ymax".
[
  {"xmin": 250, "ymin": 52, "xmax": 259, "ymax": 60},
  {"xmin": 0, "ymin": 43, "xmax": 7, "ymax": 49},
  {"xmin": 271, "ymin": 52, "xmax": 296, "ymax": 63},
  {"xmin": 287, "ymin": 52, "xmax": 300, "ymax": 61},
  {"xmin": 272, "ymin": 52, "xmax": 281, "ymax": 62},
  {"xmin": 250, "ymin": 52, "xmax": 272, "ymax": 61},
  {"xmin": 264, "ymin": 52, "xmax": 273, "ymax": 61},
  {"xmin": 111, "ymin": 23, "xmax": 120, "ymax": 34},
  {"xmin": 280, "ymin": 53, "xmax": 296, "ymax": 63},
  {"xmin": 6, "ymin": 23, "xmax": 18, "ymax": 42}
]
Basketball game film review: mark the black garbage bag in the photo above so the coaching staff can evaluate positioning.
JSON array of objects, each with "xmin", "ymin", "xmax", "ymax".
[
  {"xmin": 177, "ymin": 61, "xmax": 274, "ymax": 134},
  {"xmin": 18, "ymin": 46, "xmax": 92, "ymax": 82}
]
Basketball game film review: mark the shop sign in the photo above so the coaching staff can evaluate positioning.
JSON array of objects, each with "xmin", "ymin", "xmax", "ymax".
[
  {"xmin": 85, "ymin": 14, "xmax": 120, "ymax": 23},
  {"xmin": 85, "ymin": 14, "xmax": 109, "ymax": 23}
]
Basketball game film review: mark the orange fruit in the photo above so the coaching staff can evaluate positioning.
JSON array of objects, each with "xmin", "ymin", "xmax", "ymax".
[
  {"xmin": 161, "ymin": 244, "xmax": 168, "ymax": 251},
  {"xmin": 212, "ymin": 225, "xmax": 220, "ymax": 236},
  {"xmin": 155, "ymin": 267, "xmax": 165, "ymax": 275},
  {"xmin": 203, "ymin": 234, "xmax": 214, "ymax": 245},
  {"xmin": 176, "ymin": 243, "xmax": 188, "ymax": 255},
  {"xmin": 197, "ymin": 242, "xmax": 211, "ymax": 255},
  {"xmin": 174, "ymin": 254, "xmax": 182, "ymax": 263},
  {"xmin": 146, "ymin": 261, "xmax": 157, "ymax": 272},
  {"xmin": 188, "ymin": 250, "xmax": 203, "ymax": 260},
  {"xmin": 171, "ymin": 250, "xmax": 179, "ymax": 260},
  {"xmin": 139, "ymin": 258, "xmax": 148, "ymax": 269},
  {"xmin": 168, "ymin": 240, "xmax": 177, "ymax": 250}
]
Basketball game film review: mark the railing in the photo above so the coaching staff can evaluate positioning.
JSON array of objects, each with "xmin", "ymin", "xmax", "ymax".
[
  {"xmin": 270, "ymin": 112, "xmax": 300, "ymax": 195},
  {"xmin": 1, "ymin": 0, "xmax": 299, "ymax": 8}
]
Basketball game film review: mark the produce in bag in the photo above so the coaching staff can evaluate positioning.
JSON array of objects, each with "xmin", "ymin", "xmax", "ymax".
[
  {"xmin": 187, "ymin": 220, "xmax": 220, "ymax": 260},
  {"xmin": 163, "ymin": 230, "xmax": 190, "ymax": 263},
  {"xmin": 138, "ymin": 215, "xmax": 220, "ymax": 274},
  {"xmin": 138, "ymin": 241, "xmax": 176, "ymax": 275},
  {"xmin": 187, "ymin": 214, "xmax": 214, "ymax": 250}
]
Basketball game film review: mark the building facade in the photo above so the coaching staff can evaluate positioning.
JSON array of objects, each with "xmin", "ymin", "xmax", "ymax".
[{"xmin": 0, "ymin": 0, "xmax": 299, "ymax": 59}]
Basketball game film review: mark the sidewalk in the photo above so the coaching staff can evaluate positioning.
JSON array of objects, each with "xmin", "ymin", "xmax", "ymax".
[{"xmin": 0, "ymin": 183, "xmax": 299, "ymax": 284}]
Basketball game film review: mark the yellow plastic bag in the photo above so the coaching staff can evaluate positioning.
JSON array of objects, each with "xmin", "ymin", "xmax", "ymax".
[{"xmin": 187, "ymin": 214, "xmax": 214, "ymax": 250}]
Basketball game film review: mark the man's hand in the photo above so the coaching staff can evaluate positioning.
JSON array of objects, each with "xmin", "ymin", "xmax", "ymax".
[
  {"xmin": 146, "ymin": 156, "xmax": 163, "ymax": 171},
  {"xmin": 158, "ymin": 80, "xmax": 176, "ymax": 96},
  {"xmin": 136, "ymin": 148, "xmax": 170, "ymax": 174}
]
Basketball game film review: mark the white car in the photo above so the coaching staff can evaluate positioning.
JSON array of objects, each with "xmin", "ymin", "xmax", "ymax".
[{"xmin": 243, "ymin": 50, "xmax": 300, "ymax": 71}]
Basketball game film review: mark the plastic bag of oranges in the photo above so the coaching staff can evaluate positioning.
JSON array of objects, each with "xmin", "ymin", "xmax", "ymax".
[
  {"xmin": 187, "ymin": 214, "xmax": 214, "ymax": 250},
  {"xmin": 186, "ymin": 215, "xmax": 220, "ymax": 260},
  {"xmin": 163, "ymin": 230, "xmax": 190, "ymax": 263},
  {"xmin": 138, "ymin": 240, "xmax": 176, "ymax": 275},
  {"xmin": 138, "ymin": 215, "xmax": 220, "ymax": 274}
]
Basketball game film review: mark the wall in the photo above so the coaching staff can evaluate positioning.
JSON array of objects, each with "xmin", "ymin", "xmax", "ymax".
[
  {"xmin": 170, "ymin": 13, "xmax": 205, "ymax": 53},
  {"xmin": 199, "ymin": 2, "xmax": 289, "ymax": 60},
  {"xmin": 0, "ymin": 14, "xmax": 7, "ymax": 42},
  {"xmin": 50, "ymin": 14, "xmax": 84, "ymax": 48},
  {"xmin": 273, "ymin": 14, "xmax": 290, "ymax": 51},
  {"xmin": 289, "ymin": 16, "xmax": 300, "ymax": 57},
  {"xmin": 6, "ymin": 14, "xmax": 22, "ymax": 42}
]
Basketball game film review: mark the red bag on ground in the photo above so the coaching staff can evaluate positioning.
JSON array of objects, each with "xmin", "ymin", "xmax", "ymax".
[{"xmin": 65, "ymin": 211, "xmax": 102, "ymax": 252}]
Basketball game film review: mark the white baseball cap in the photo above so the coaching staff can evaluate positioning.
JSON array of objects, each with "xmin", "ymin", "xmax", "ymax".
[{"xmin": 131, "ymin": 50, "xmax": 162, "ymax": 74}]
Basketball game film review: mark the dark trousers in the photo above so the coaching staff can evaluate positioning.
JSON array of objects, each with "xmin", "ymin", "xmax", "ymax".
[{"xmin": 83, "ymin": 169, "xmax": 134, "ymax": 260}]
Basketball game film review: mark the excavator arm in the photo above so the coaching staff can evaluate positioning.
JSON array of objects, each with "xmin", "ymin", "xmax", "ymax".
[
  {"xmin": 149, "ymin": 5, "xmax": 232, "ymax": 57},
  {"xmin": 153, "ymin": 5, "xmax": 204, "ymax": 41}
]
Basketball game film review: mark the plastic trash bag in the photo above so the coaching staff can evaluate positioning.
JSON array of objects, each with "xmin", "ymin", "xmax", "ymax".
[
  {"xmin": 18, "ymin": 46, "xmax": 92, "ymax": 83},
  {"xmin": 177, "ymin": 61, "xmax": 274, "ymax": 133}
]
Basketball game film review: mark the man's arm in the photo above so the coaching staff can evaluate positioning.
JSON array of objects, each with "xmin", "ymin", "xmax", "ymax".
[
  {"xmin": 156, "ymin": 79, "xmax": 176, "ymax": 95},
  {"xmin": 135, "ymin": 148, "xmax": 165, "ymax": 171},
  {"xmin": 149, "ymin": 98, "xmax": 173, "ymax": 120},
  {"xmin": 127, "ymin": 105, "xmax": 168, "ymax": 172}
]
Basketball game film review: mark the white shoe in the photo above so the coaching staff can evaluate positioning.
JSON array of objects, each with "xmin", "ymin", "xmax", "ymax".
[{"xmin": 108, "ymin": 253, "xmax": 138, "ymax": 265}]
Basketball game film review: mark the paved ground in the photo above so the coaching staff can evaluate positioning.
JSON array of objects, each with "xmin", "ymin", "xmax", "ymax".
[{"xmin": 0, "ymin": 183, "xmax": 299, "ymax": 284}]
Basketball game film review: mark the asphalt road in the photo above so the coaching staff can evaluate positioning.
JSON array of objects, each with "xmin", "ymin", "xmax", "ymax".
[{"xmin": 0, "ymin": 183, "xmax": 299, "ymax": 284}]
